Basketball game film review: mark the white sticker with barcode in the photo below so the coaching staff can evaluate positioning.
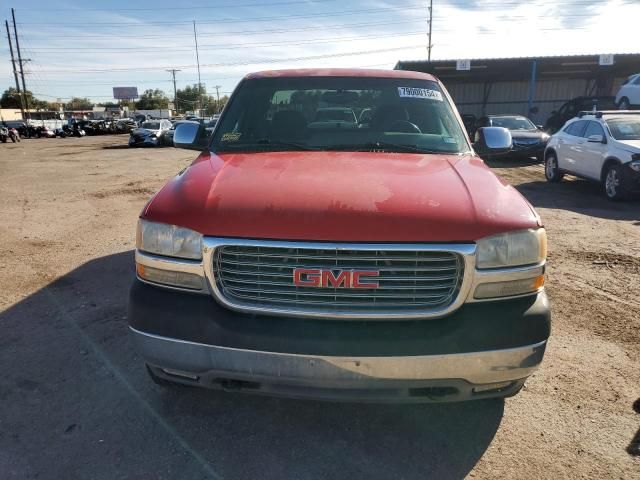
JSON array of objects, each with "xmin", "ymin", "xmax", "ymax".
[{"xmin": 397, "ymin": 87, "xmax": 443, "ymax": 101}]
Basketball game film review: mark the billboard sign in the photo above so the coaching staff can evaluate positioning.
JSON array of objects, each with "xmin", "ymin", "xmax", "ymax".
[{"xmin": 113, "ymin": 87, "xmax": 139, "ymax": 99}]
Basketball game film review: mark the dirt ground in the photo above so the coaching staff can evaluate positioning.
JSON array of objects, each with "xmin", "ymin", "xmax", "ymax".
[{"xmin": 0, "ymin": 136, "xmax": 638, "ymax": 480}]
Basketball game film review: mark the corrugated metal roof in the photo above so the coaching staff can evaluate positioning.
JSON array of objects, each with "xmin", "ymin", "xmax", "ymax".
[
  {"xmin": 395, "ymin": 53, "xmax": 640, "ymax": 84},
  {"xmin": 396, "ymin": 53, "xmax": 640, "ymax": 66}
]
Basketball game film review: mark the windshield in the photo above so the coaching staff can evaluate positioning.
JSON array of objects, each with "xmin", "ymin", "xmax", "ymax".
[
  {"xmin": 490, "ymin": 116, "xmax": 535, "ymax": 130},
  {"xmin": 606, "ymin": 117, "xmax": 640, "ymax": 140},
  {"xmin": 211, "ymin": 76, "xmax": 469, "ymax": 154},
  {"xmin": 141, "ymin": 122, "xmax": 160, "ymax": 130}
]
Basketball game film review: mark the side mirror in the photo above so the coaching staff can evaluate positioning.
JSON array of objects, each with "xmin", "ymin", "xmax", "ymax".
[
  {"xmin": 587, "ymin": 134, "xmax": 605, "ymax": 143},
  {"xmin": 174, "ymin": 122, "xmax": 208, "ymax": 150},
  {"xmin": 474, "ymin": 126, "xmax": 512, "ymax": 156},
  {"xmin": 536, "ymin": 125, "xmax": 544, "ymax": 130}
]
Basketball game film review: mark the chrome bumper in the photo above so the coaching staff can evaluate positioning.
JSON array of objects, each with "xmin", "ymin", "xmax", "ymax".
[{"xmin": 131, "ymin": 327, "xmax": 546, "ymax": 402}]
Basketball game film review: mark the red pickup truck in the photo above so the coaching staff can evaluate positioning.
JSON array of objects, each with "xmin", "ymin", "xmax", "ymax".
[{"xmin": 129, "ymin": 69, "xmax": 550, "ymax": 402}]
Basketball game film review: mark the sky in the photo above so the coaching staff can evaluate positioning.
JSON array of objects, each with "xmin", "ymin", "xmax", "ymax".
[{"xmin": 1, "ymin": 0, "xmax": 638, "ymax": 104}]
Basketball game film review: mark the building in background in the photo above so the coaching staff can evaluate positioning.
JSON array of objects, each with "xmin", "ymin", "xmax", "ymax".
[{"xmin": 395, "ymin": 54, "xmax": 640, "ymax": 122}]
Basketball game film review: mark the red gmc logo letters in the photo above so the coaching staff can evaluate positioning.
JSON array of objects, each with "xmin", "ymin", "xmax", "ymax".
[{"xmin": 293, "ymin": 268, "xmax": 380, "ymax": 289}]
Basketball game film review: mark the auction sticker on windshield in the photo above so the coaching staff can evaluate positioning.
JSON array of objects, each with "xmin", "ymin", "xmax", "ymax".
[{"xmin": 397, "ymin": 87, "xmax": 443, "ymax": 101}]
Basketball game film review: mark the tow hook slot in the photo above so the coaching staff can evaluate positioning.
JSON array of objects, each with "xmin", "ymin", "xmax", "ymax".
[{"xmin": 216, "ymin": 379, "xmax": 260, "ymax": 391}]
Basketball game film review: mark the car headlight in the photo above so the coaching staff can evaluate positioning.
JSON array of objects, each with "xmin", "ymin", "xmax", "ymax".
[
  {"xmin": 136, "ymin": 219, "xmax": 202, "ymax": 260},
  {"xmin": 476, "ymin": 228, "xmax": 546, "ymax": 269}
]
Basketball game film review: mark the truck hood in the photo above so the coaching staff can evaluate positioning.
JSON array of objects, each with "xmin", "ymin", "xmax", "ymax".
[{"xmin": 144, "ymin": 151, "xmax": 540, "ymax": 242}]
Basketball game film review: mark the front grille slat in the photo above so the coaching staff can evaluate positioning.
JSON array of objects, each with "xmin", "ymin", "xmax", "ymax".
[
  {"xmin": 219, "ymin": 259, "xmax": 458, "ymax": 272},
  {"xmin": 213, "ymin": 244, "xmax": 464, "ymax": 316}
]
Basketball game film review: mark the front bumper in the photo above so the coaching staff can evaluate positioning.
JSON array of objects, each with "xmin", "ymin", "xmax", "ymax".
[
  {"xmin": 129, "ymin": 136, "xmax": 159, "ymax": 147},
  {"xmin": 129, "ymin": 281, "xmax": 550, "ymax": 402}
]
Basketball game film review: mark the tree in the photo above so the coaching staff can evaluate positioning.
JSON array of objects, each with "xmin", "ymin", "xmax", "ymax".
[
  {"xmin": 65, "ymin": 97, "xmax": 94, "ymax": 110},
  {"xmin": 1, "ymin": 87, "xmax": 58, "ymax": 110},
  {"xmin": 135, "ymin": 89, "xmax": 169, "ymax": 110},
  {"xmin": 206, "ymin": 95, "xmax": 229, "ymax": 115},
  {"xmin": 175, "ymin": 84, "xmax": 208, "ymax": 113}
]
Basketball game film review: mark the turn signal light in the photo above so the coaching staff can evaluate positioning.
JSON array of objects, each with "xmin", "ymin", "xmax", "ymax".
[
  {"xmin": 474, "ymin": 275, "xmax": 544, "ymax": 299},
  {"xmin": 136, "ymin": 263, "xmax": 204, "ymax": 290}
]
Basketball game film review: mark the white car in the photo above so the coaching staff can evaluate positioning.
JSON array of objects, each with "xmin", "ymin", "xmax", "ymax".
[
  {"xmin": 544, "ymin": 111, "xmax": 640, "ymax": 200},
  {"xmin": 128, "ymin": 119, "xmax": 172, "ymax": 147},
  {"xmin": 615, "ymin": 73, "xmax": 640, "ymax": 110}
]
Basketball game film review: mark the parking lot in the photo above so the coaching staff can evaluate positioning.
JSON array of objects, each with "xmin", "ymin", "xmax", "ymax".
[{"xmin": 0, "ymin": 136, "xmax": 638, "ymax": 479}]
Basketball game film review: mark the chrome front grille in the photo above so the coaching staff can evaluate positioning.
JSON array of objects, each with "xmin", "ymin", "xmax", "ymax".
[{"xmin": 210, "ymin": 243, "xmax": 467, "ymax": 318}]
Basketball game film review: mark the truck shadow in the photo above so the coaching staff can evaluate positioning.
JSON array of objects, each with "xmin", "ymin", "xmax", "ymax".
[
  {"xmin": 515, "ymin": 179, "xmax": 640, "ymax": 222},
  {"xmin": 0, "ymin": 251, "xmax": 503, "ymax": 480}
]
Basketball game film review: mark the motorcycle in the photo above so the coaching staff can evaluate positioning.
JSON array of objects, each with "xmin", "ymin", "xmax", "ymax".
[
  {"xmin": 8, "ymin": 127, "xmax": 20, "ymax": 142},
  {"xmin": 0, "ymin": 126, "xmax": 8, "ymax": 143}
]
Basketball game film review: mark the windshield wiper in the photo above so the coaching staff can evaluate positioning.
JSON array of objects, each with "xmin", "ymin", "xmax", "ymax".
[
  {"xmin": 326, "ymin": 142, "xmax": 448, "ymax": 154},
  {"xmin": 217, "ymin": 138, "xmax": 318, "ymax": 152}
]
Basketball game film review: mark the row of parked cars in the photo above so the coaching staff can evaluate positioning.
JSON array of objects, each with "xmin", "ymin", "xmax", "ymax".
[
  {"xmin": 456, "ymin": 83, "xmax": 640, "ymax": 201},
  {"xmin": 128, "ymin": 115, "xmax": 219, "ymax": 148}
]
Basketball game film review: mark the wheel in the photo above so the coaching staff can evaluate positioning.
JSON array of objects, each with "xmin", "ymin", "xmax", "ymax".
[
  {"xmin": 618, "ymin": 97, "xmax": 630, "ymax": 110},
  {"xmin": 603, "ymin": 163, "xmax": 628, "ymax": 201},
  {"xmin": 544, "ymin": 153, "xmax": 564, "ymax": 182}
]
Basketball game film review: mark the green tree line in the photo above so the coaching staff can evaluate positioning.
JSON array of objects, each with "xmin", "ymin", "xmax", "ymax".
[{"xmin": 1, "ymin": 84, "xmax": 228, "ymax": 114}]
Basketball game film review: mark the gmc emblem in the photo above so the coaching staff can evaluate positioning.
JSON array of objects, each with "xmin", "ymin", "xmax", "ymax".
[{"xmin": 293, "ymin": 268, "xmax": 380, "ymax": 289}]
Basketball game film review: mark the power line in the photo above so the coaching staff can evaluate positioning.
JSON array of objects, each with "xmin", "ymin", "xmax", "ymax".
[
  {"xmin": 19, "ymin": 19, "xmax": 422, "ymax": 39},
  {"xmin": 29, "ymin": 45, "xmax": 425, "ymax": 74},
  {"xmin": 40, "ymin": 0, "xmax": 344, "ymax": 11},
  {"xmin": 18, "ymin": 4, "xmax": 427, "ymax": 26},
  {"xmin": 26, "ymin": 31, "xmax": 428, "ymax": 53}
]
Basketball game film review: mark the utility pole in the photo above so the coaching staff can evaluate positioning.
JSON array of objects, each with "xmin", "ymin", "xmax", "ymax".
[
  {"xmin": 166, "ymin": 68, "xmax": 181, "ymax": 113},
  {"xmin": 5, "ymin": 20, "xmax": 24, "ymax": 120},
  {"xmin": 193, "ymin": 20, "xmax": 202, "ymax": 114},
  {"xmin": 214, "ymin": 85, "xmax": 221, "ymax": 113},
  {"xmin": 12, "ymin": 8, "xmax": 30, "ymax": 120},
  {"xmin": 427, "ymin": 0, "xmax": 433, "ymax": 63}
]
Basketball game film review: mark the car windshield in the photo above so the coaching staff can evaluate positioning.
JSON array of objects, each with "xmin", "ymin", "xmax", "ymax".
[
  {"xmin": 490, "ymin": 116, "xmax": 535, "ymax": 130},
  {"xmin": 141, "ymin": 122, "xmax": 160, "ymax": 129},
  {"xmin": 606, "ymin": 117, "xmax": 640, "ymax": 140},
  {"xmin": 212, "ymin": 76, "xmax": 469, "ymax": 154}
]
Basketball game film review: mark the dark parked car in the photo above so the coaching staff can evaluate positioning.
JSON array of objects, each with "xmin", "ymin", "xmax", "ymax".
[
  {"xmin": 544, "ymin": 96, "xmax": 617, "ymax": 133},
  {"xmin": 476, "ymin": 115, "xmax": 549, "ymax": 161},
  {"xmin": 461, "ymin": 114, "xmax": 477, "ymax": 138},
  {"xmin": 3, "ymin": 121, "xmax": 29, "ymax": 138}
]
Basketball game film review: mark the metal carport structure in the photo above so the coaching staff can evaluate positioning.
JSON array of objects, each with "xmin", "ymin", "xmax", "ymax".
[{"xmin": 395, "ymin": 54, "xmax": 640, "ymax": 121}]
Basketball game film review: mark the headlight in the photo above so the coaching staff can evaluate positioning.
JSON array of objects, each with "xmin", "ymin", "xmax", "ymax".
[
  {"xmin": 476, "ymin": 228, "xmax": 546, "ymax": 269},
  {"xmin": 136, "ymin": 219, "xmax": 202, "ymax": 259}
]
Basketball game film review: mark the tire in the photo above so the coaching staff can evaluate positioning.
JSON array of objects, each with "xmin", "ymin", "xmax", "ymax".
[
  {"xmin": 618, "ymin": 97, "xmax": 630, "ymax": 110},
  {"xmin": 603, "ymin": 163, "xmax": 629, "ymax": 201},
  {"xmin": 545, "ymin": 152, "xmax": 564, "ymax": 182}
]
